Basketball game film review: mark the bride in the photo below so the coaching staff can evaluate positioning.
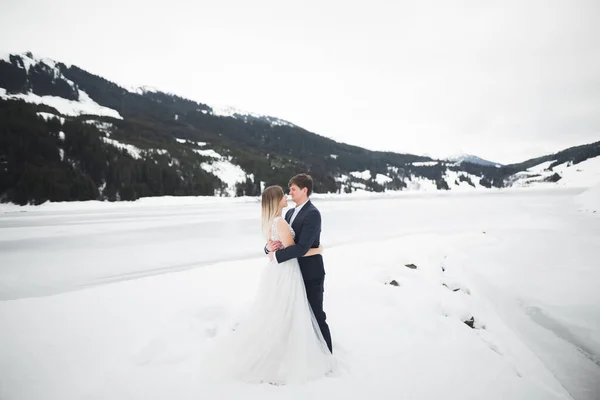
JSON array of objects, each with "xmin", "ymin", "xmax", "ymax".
[{"xmin": 204, "ymin": 185, "xmax": 334, "ymax": 385}]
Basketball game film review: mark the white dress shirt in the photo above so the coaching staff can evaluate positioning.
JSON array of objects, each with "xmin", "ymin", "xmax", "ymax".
[{"xmin": 289, "ymin": 199, "xmax": 309, "ymax": 225}]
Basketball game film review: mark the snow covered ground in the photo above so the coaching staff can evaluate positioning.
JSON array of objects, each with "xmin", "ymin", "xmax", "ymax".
[
  {"xmin": 1, "ymin": 188, "xmax": 599, "ymax": 399},
  {"xmin": 576, "ymin": 183, "xmax": 600, "ymax": 214}
]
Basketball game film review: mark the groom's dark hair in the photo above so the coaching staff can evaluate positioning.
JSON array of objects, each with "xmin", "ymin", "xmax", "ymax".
[{"xmin": 289, "ymin": 173, "xmax": 313, "ymax": 197}]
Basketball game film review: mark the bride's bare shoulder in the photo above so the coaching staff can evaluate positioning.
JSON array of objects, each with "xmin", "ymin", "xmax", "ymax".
[{"xmin": 276, "ymin": 217, "xmax": 289, "ymax": 229}]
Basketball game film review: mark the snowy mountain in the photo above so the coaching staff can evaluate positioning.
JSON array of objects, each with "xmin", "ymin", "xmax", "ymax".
[
  {"xmin": 445, "ymin": 153, "xmax": 502, "ymax": 167},
  {"xmin": 1, "ymin": 51, "xmax": 600, "ymax": 205},
  {"xmin": 0, "ymin": 52, "xmax": 122, "ymax": 119}
]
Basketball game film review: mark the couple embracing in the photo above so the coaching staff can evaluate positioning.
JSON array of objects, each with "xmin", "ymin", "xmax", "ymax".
[{"xmin": 206, "ymin": 173, "xmax": 334, "ymax": 385}]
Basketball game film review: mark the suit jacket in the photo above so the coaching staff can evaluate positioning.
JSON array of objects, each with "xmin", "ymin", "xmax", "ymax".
[{"xmin": 275, "ymin": 200, "xmax": 325, "ymax": 280}]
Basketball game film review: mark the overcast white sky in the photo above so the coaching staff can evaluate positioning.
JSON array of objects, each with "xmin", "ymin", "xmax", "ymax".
[{"xmin": 1, "ymin": 0, "xmax": 599, "ymax": 163}]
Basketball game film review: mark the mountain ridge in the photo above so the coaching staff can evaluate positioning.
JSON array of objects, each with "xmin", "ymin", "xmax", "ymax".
[{"xmin": 1, "ymin": 51, "xmax": 599, "ymax": 205}]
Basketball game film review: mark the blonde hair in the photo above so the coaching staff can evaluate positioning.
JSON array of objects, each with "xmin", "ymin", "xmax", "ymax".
[{"xmin": 261, "ymin": 185, "xmax": 284, "ymax": 240}]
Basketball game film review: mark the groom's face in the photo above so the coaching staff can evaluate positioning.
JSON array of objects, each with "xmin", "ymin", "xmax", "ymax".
[{"xmin": 289, "ymin": 184, "xmax": 307, "ymax": 204}]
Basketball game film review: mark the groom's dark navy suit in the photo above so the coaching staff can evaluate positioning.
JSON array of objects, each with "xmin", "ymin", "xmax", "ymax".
[{"xmin": 272, "ymin": 200, "xmax": 333, "ymax": 353}]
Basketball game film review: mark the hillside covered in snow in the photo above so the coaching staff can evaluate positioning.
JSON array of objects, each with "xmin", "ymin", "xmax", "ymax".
[{"xmin": 506, "ymin": 147, "xmax": 600, "ymax": 188}]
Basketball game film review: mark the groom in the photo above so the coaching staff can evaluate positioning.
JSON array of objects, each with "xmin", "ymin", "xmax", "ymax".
[{"xmin": 264, "ymin": 173, "xmax": 333, "ymax": 353}]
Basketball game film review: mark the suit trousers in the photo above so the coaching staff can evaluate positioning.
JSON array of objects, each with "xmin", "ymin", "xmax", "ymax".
[{"xmin": 304, "ymin": 276, "xmax": 333, "ymax": 353}]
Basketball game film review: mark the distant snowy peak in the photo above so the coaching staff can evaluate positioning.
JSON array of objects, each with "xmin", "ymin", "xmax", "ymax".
[
  {"xmin": 209, "ymin": 104, "xmax": 296, "ymax": 128},
  {"xmin": 0, "ymin": 51, "xmax": 70, "ymax": 71},
  {"xmin": 445, "ymin": 154, "xmax": 502, "ymax": 167}
]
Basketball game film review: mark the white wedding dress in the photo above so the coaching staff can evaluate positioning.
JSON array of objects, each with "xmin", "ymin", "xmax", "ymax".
[{"xmin": 203, "ymin": 216, "xmax": 334, "ymax": 385}]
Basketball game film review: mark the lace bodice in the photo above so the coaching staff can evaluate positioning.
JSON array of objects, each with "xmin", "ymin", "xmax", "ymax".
[{"xmin": 271, "ymin": 216, "xmax": 295, "ymax": 242}]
